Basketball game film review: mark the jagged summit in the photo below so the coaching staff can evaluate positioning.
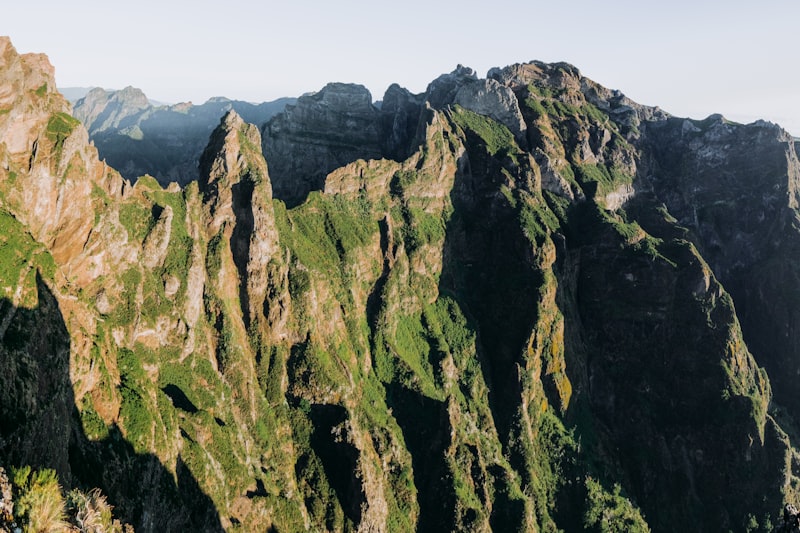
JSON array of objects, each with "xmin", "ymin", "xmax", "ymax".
[
  {"xmin": 259, "ymin": 60, "xmax": 663, "ymax": 207},
  {"xmin": 424, "ymin": 64, "xmax": 478, "ymax": 107},
  {"xmin": 199, "ymin": 109, "xmax": 271, "ymax": 198}
]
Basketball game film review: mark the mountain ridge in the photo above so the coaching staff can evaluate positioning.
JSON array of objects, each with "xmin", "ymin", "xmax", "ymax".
[{"xmin": 1, "ymin": 35, "xmax": 800, "ymax": 532}]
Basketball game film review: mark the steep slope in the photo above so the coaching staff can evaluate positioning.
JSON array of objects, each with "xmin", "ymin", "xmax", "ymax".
[
  {"xmin": 72, "ymin": 87, "xmax": 294, "ymax": 186},
  {"xmin": 2, "ymin": 36, "xmax": 800, "ymax": 533},
  {"xmin": 636, "ymin": 115, "xmax": 800, "ymax": 416}
]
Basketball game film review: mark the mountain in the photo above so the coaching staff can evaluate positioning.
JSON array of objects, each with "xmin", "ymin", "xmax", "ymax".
[
  {"xmin": 72, "ymin": 87, "xmax": 295, "ymax": 186},
  {"xmin": 2, "ymin": 35, "xmax": 800, "ymax": 532}
]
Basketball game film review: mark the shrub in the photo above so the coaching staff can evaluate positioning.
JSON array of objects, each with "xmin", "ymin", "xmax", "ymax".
[
  {"xmin": 66, "ymin": 488, "xmax": 131, "ymax": 533},
  {"xmin": 12, "ymin": 466, "xmax": 68, "ymax": 533}
]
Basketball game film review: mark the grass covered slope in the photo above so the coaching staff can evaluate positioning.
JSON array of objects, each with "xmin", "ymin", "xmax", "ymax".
[{"xmin": 1, "ymin": 37, "xmax": 800, "ymax": 533}]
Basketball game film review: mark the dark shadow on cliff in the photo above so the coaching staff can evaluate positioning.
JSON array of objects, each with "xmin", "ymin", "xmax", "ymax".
[
  {"xmin": 382, "ymin": 121, "xmax": 542, "ymax": 531},
  {"xmin": 0, "ymin": 274, "xmax": 223, "ymax": 532},
  {"xmin": 435, "ymin": 134, "xmax": 541, "ymax": 452},
  {"xmin": 562, "ymin": 197, "xmax": 789, "ymax": 532},
  {"xmin": 384, "ymin": 383, "xmax": 454, "ymax": 532},
  {"xmin": 307, "ymin": 404, "xmax": 364, "ymax": 525}
]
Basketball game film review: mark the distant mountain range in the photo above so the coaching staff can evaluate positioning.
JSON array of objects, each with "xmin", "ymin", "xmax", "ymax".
[
  {"xmin": 71, "ymin": 86, "xmax": 295, "ymax": 185},
  {"xmin": 60, "ymin": 86, "xmax": 168, "ymax": 106}
]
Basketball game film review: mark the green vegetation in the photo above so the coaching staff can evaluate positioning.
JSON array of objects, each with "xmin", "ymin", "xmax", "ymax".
[
  {"xmin": 274, "ymin": 192, "xmax": 377, "ymax": 286},
  {"xmin": 573, "ymin": 163, "xmax": 633, "ymax": 200},
  {"xmin": 599, "ymin": 207, "xmax": 669, "ymax": 262},
  {"xmin": 0, "ymin": 55, "xmax": 786, "ymax": 533},
  {"xmin": 117, "ymin": 350, "xmax": 154, "ymax": 453},
  {"xmin": 0, "ymin": 208, "xmax": 56, "ymax": 303},
  {"xmin": 110, "ymin": 267, "xmax": 141, "ymax": 325},
  {"xmin": 524, "ymin": 85, "xmax": 612, "ymax": 128},
  {"xmin": 519, "ymin": 193, "xmax": 560, "ymax": 246},
  {"xmin": 374, "ymin": 311, "xmax": 440, "ymax": 396},
  {"xmin": 402, "ymin": 206, "xmax": 447, "ymax": 251},
  {"xmin": 206, "ymin": 231, "xmax": 224, "ymax": 279},
  {"xmin": 9, "ymin": 466, "xmax": 130, "ymax": 533},
  {"xmin": 159, "ymin": 354, "xmax": 226, "ymax": 411},
  {"xmin": 12, "ymin": 466, "xmax": 67, "ymax": 532},
  {"xmin": 288, "ymin": 406, "xmax": 354, "ymax": 532},
  {"xmin": 65, "ymin": 487, "xmax": 129, "ymax": 533},
  {"xmin": 45, "ymin": 112, "xmax": 80, "ymax": 159},
  {"xmin": 583, "ymin": 478, "xmax": 650, "ymax": 532},
  {"xmin": 79, "ymin": 396, "xmax": 110, "ymax": 441},
  {"xmin": 145, "ymin": 186, "xmax": 194, "ymax": 305},
  {"xmin": 449, "ymin": 105, "xmax": 519, "ymax": 160},
  {"xmin": 118, "ymin": 202, "xmax": 153, "ymax": 243}
]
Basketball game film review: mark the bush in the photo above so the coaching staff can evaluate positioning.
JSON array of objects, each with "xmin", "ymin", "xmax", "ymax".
[{"xmin": 12, "ymin": 466, "xmax": 68, "ymax": 533}]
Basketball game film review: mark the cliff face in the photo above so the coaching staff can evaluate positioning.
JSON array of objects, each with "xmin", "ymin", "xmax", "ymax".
[
  {"xmin": 1, "ymin": 36, "xmax": 800, "ymax": 533},
  {"xmin": 261, "ymin": 82, "xmax": 386, "ymax": 207}
]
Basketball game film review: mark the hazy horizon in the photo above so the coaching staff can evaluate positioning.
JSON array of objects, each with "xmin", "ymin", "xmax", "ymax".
[{"xmin": 3, "ymin": 0, "xmax": 798, "ymax": 135}]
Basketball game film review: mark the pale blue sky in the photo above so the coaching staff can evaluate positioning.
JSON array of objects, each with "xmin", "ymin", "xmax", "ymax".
[{"xmin": 3, "ymin": 0, "xmax": 798, "ymax": 134}]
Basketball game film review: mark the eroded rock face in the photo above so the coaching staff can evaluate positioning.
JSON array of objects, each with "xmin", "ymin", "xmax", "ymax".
[
  {"xmin": 0, "ymin": 37, "xmax": 120, "ymax": 269},
  {"xmin": 424, "ymin": 64, "xmax": 479, "ymax": 109},
  {"xmin": 490, "ymin": 60, "xmax": 670, "ymax": 138},
  {"xmin": 199, "ymin": 110, "xmax": 288, "ymax": 338},
  {"xmin": 379, "ymin": 83, "xmax": 425, "ymax": 161}
]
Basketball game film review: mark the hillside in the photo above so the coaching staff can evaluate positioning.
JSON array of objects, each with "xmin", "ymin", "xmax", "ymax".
[{"xmin": 1, "ymin": 36, "xmax": 800, "ymax": 532}]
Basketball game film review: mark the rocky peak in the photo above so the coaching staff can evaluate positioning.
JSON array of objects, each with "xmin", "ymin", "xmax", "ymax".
[
  {"xmin": 0, "ymin": 37, "xmax": 55, "ymax": 107},
  {"xmin": 488, "ymin": 60, "xmax": 582, "ymax": 92},
  {"xmin": 199, "ymin": 110, "xmax": 271, "ymax": 227},
  {"xmin": 490, "ymin": 61, "xmax": 669, "ymax": 136},
  {"xmin": 422, "ymin": 65, "xmax": 528, "ymax": 144},
  {"xmin": 454, "ymin": 77, "xmax": 527, "ymax": 143},
  {"xmin": 381, "ymin": 83, "xmax": 422, "ymax": 113},
  {"xmin": 380, "ymin": 83, "xmax": 425, "ymax": 160},
  {"xmin": 71, "ymin": 86, "xmax": 293, "ymax": 186},
  {"xmin": 308, "ymin": 82, "xmax": 375, "ymax": 110},
  {"xmin": 199, "ymin": 110, "xmax": 284, "ymax": 331},
  {"xmin": 6, "ymin": 35, "xmax": 800, "ymax": 533},
  {"xmin": 0, "ymin": 38, "xmax": 124, "ymax": 269},
  {"xmin": 0, "ymin": 37, "xmax": 58, "ymax": 147},
  {"xmin": 73, "ymin": 86, "xmax": 150, "ymax": 134},
  {"xmin": 424, "ymin": 64, "xmax": 478, "ymax": 108}
]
